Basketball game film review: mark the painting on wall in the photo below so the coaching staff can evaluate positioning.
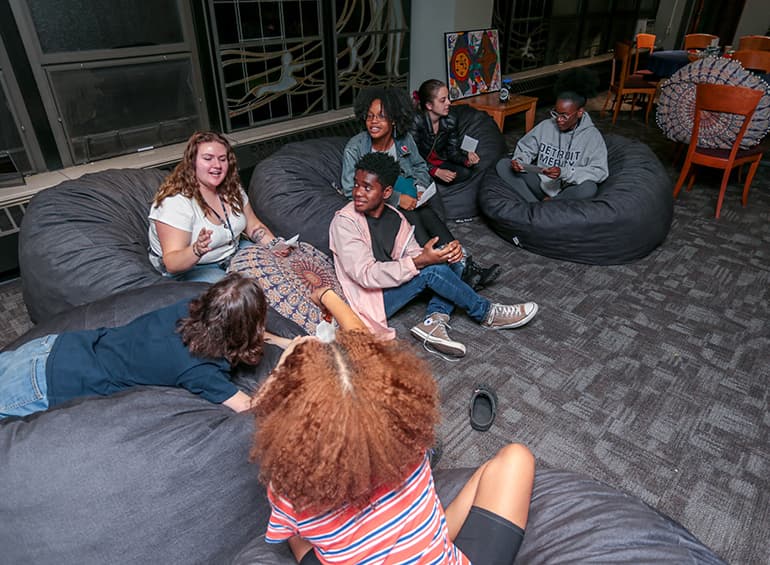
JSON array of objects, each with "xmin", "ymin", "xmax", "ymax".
[{"xmin": 445, "ymin": 29, "xmax": 502, "ymax": 101}]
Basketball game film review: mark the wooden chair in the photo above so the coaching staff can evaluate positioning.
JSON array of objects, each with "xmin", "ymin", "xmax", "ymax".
[
  {"xmin": 601, "ymin": 42, "xmax": 657, "ymax": 125},
  {"xmin": 633, "ymin": 33, "xmax": 656, "ymax": 77},
  {"xmin": 731, "ymin": 49, "xmax": 770, "ymax": 73},
  {"xmin": 673, "ymin": 83, "xmax": 764, "ymax": 218},
  {"xmin": 684, "ymin": 33, "xmax": 718, "ymax": 50},
  {"xmin": 737, "ymin": 35, "xmax": 770, "ymax": 51}
]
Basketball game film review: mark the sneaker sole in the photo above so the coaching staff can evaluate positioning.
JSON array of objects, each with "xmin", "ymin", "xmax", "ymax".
[
  {"xmin": 410, "ymin": 327, "xmax": 467, "ymax": 357},
  {"xmin": 488, "ymin": 303, "xmax": 539, "ymax": 330}
]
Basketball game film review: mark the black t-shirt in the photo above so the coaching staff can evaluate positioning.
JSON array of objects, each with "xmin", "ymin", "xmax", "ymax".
[{"xmin": 366, "ymin": 207, "xmax": 402, "ymax": 263}]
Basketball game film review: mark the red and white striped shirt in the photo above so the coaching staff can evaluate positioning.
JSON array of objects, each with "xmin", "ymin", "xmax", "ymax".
[{"xmin": 265, "ymin": 455, "xmax": 471, "ymax": 564}]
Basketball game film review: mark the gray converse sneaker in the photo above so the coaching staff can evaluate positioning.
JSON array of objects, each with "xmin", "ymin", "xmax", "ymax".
[
  {"xmin": 482, "ymin": 302, "xmax": 538, "ymax": 329},
  {"xmin": 410, "ymin": 313, "xmax": 467, "ymax": 357}
]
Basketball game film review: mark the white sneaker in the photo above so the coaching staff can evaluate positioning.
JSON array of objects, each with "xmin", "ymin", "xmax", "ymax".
[
  {"xmin": 482, "ymin": 302, "xmax": 538, "ymax": 329},
  {"xmin": 410, "ymin": 313, "xmax": 467, "ymax": 357}
]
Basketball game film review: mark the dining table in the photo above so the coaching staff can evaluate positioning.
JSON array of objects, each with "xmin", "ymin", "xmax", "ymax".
[{"xmin": 646, "ymin": 50, "xmax": 692, "ymax": 78}]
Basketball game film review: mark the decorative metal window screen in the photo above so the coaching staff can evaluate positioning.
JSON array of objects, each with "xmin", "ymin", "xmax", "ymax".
[
  {"xmin": 208, "ymin": 0, "xmax": 410, "ymax": 131},
  {"xmin": 493, "ymin": 1, "xmax": 549, "ymax": 73},
  {"xmin": 333, "ymin": 0, "xmax": 410, "ymax": 108}
]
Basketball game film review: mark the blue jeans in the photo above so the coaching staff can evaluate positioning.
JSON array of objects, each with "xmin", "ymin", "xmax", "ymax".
[
  {"xmin": 383, "ymin": 263, "xmax": 490, "ymax": 322},
  {"xmin": 165, "ymin": 239, "xmax": 254, "ymax": 284},
  {"xmin": 169, "ymin": 263, "xmax": 228, "ymax": 283},
  {"xmin": 0, "ymin": 334, "xmax": 57, "ymax": 419}
]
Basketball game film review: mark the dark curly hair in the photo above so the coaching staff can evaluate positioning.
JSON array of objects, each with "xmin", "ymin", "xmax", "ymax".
[
  {"xmin": 177, "ymin": 273, "xmax": 267, "ymax": 366},
  {"xmin": 250, "ymin": 330, "xmax": 439, "ymax": 514},
  {"xmin": 354, "ymin": 87, "xmax": 415, "ymax": 139},
  {"xmin": 553, "ymin": 68, "xmax": 600, "ymax": 109},
  {"xmin": 355, "ymin": 152, "xmax": 401, "ymax": 189},
  {"xmin": 153, "ymin": 131, "xmax": 244, "ymax": 214}
]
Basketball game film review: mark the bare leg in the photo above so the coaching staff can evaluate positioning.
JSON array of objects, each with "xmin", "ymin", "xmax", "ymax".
[
  {"xmin": 288, "ymin": 535, "xmax": 314, "ymax": 563},
  {"xmin": 444, "ymin": 443, "xmax": 535, "ymax": 540}
]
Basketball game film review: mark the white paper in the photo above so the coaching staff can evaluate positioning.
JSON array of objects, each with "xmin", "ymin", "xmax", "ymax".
[
  {"xmin": 460, "ymin": 134, "xmax": 479, "ymax": 153},
  {"xmin": 519, "ymin": 162, "xmax": 544, "ymax": 174},
  {"xmin": 416, "ymin": 182, "xmax": 437, "ymax": 208},
  {"xmin": 272, "ymin": 233, "xmax": 299, "ymax": 253}
]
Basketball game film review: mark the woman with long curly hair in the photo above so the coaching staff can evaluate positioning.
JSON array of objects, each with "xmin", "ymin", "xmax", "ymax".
[
  {"xmin": 251, "ymin": 330, "xmax": 535, "ymax": 564},
  {"xmin": 0, "ymin": 273, "xmax": 286, "ymax": 419},
  {"xmin": 149, "ymin": 131, "xmax": 292, "ymax": 283},
  {"xmin": 340, "ymin": 87, "xmax": 501, "ymax": 291}
]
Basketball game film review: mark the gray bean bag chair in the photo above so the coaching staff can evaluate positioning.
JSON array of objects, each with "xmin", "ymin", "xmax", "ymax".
[
  {"xmin": 0, "ymin": 281, "xmax": 723, "ymax": 564},
  {"xmin": 19, "ymin": 168, "xmax": 169, "ymax": 322},
  {"xmin": 233, "ymin": 466, "xmax": 724, "ymax": 565},
  {"xmin": 249, "ymin": 138, "xmax": 348, "ymax": 257},
  {"xmin": 0, "ymin": 282, "xmax": 305, "ymax": 565},
  {"xmin": 248, "ymin": 110, "xmax": 507, "ymax": 256},
  {"xmin": 428, "ymin": 104, "xmax": 508, "ymax": 220},
  {"xmin": 479, "ymin": 134, "xmax": 673, "ymax": 264}
]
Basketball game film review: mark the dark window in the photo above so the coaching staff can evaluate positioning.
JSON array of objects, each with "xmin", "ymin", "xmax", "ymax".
[
  {"xmin": 27, "ymin": 0, "xmax": 184, "ymax": 53},
  {"xmin": 494, "ymin": 0, "xmax": 660, "ymax": 71},
  {"xmin": 48, "ymin": 59, "xmax": 200, "ymax": 163},
  {"xmin": 0, "ymin": 70, "xmax": 31, "ymax": 175}
]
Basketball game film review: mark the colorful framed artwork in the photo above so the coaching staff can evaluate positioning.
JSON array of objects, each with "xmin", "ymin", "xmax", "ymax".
[{"xmin": 445, "ymin": 29, "xmax": 502, "ymax": 101}]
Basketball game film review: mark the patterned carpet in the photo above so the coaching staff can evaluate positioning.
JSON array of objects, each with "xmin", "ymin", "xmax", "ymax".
[{"xmin": 1, "ymin": 97, "xmax": 768, "ymax": 564}]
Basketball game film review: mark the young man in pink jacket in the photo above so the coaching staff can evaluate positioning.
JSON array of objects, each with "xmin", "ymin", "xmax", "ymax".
[{"xmin": 329, "ymin": 152, "xmax": 538, "ymax": 357}]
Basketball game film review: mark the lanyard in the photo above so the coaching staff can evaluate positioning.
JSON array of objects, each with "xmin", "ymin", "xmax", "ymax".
[{"xmin": 206, "ymin": 193, "xmax": 236, "ymax": 244}]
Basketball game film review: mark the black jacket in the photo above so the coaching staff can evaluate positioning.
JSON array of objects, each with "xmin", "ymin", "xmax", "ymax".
[{"xmin": 412, "ymin": 108, "xmax": 467, "ymax": 168}]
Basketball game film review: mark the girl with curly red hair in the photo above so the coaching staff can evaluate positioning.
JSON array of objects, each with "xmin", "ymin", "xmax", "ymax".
[{"xmin": 250, "ymin": 325, "xmax": 535, "ymax": 564}]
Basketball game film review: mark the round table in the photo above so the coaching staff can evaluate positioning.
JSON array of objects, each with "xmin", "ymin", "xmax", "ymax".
[{"xmin": 647, "ymin": 50, "xmax": 692, "ymax": 78}]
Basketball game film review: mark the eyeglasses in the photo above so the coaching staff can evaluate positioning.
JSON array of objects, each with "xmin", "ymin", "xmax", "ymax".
[
  {"xmin": 549, "ymin": 108, "xmax": 578, "ymax": 121},
  {"xmin": 365, "ymin": 113, "xmax": 388, "ymax": 122}
]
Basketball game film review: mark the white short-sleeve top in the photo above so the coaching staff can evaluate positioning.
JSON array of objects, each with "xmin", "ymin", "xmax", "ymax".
[{"xmin": 148, "ymin": 189, "xmax": 249, "ymax": 272}]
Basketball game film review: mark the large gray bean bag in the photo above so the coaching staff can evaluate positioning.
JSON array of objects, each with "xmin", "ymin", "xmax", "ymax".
[
  {"xmin": 249, "ymin": 137, "xmax": 348, "ymax": 257},
  {"xmin": 479, "ymin": 134, "xmax": 673, "ymax": 264},
  {"xmin": 232, "ymin": 466, "xmax": 724, "ymax": 565},
  {"xmin": 429, "ymin": 104, "xmax": 508, "ymax": 220},
  {"xmin": 0, "ymin": 285, "xmax": 723, "ymax": 564},
  {"xmin": 19, "ymin": 168, "xmax": 168, "ymax": 322},
  {"xmin": 0, "ymin": 282, "xmax": 305, "ymax": 565},
  {"xmin": 248, "ymin": 110, "xmax": 507, "ymax": 256}
]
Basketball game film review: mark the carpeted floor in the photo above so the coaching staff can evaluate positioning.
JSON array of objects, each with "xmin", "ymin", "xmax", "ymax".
[{"xmin": 1, "ymin": 97, "xmax": 768, "ymax": 564}]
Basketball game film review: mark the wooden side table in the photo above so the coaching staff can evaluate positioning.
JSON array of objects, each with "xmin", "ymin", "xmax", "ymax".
[{"xmin": 452, "ymin": 92, "xmax": 538, "ymax": 132}]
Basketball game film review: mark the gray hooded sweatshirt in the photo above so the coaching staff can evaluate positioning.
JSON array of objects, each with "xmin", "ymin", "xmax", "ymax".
[{"xmin": 512, "ymin": 111, "xmax": 609, "ymax": 197}]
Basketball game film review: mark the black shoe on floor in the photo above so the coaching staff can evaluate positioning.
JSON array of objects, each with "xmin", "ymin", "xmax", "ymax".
[
  {"xmin": 462, "ymin": 256, "xmax": 502, "ymax": 291},
  {"xmin": 469, "ymin": 384, "xmax": 498, "ymax": 432}
]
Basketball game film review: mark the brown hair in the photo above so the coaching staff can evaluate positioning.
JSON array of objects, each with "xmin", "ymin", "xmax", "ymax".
[
  {"xmin": 177, "ymin": 273, "xmax": 266, "ymax": 366},
  {"xmin": 153, "ymin": 131, "xmax": 244, "ymax": 214},
  {"xmin": 250, "ymin": 331, "xmax": 439, "ymax": 514},
  {"xmin": 417, "ymin": 78, "xmax": 446, "ymax": 112}
]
